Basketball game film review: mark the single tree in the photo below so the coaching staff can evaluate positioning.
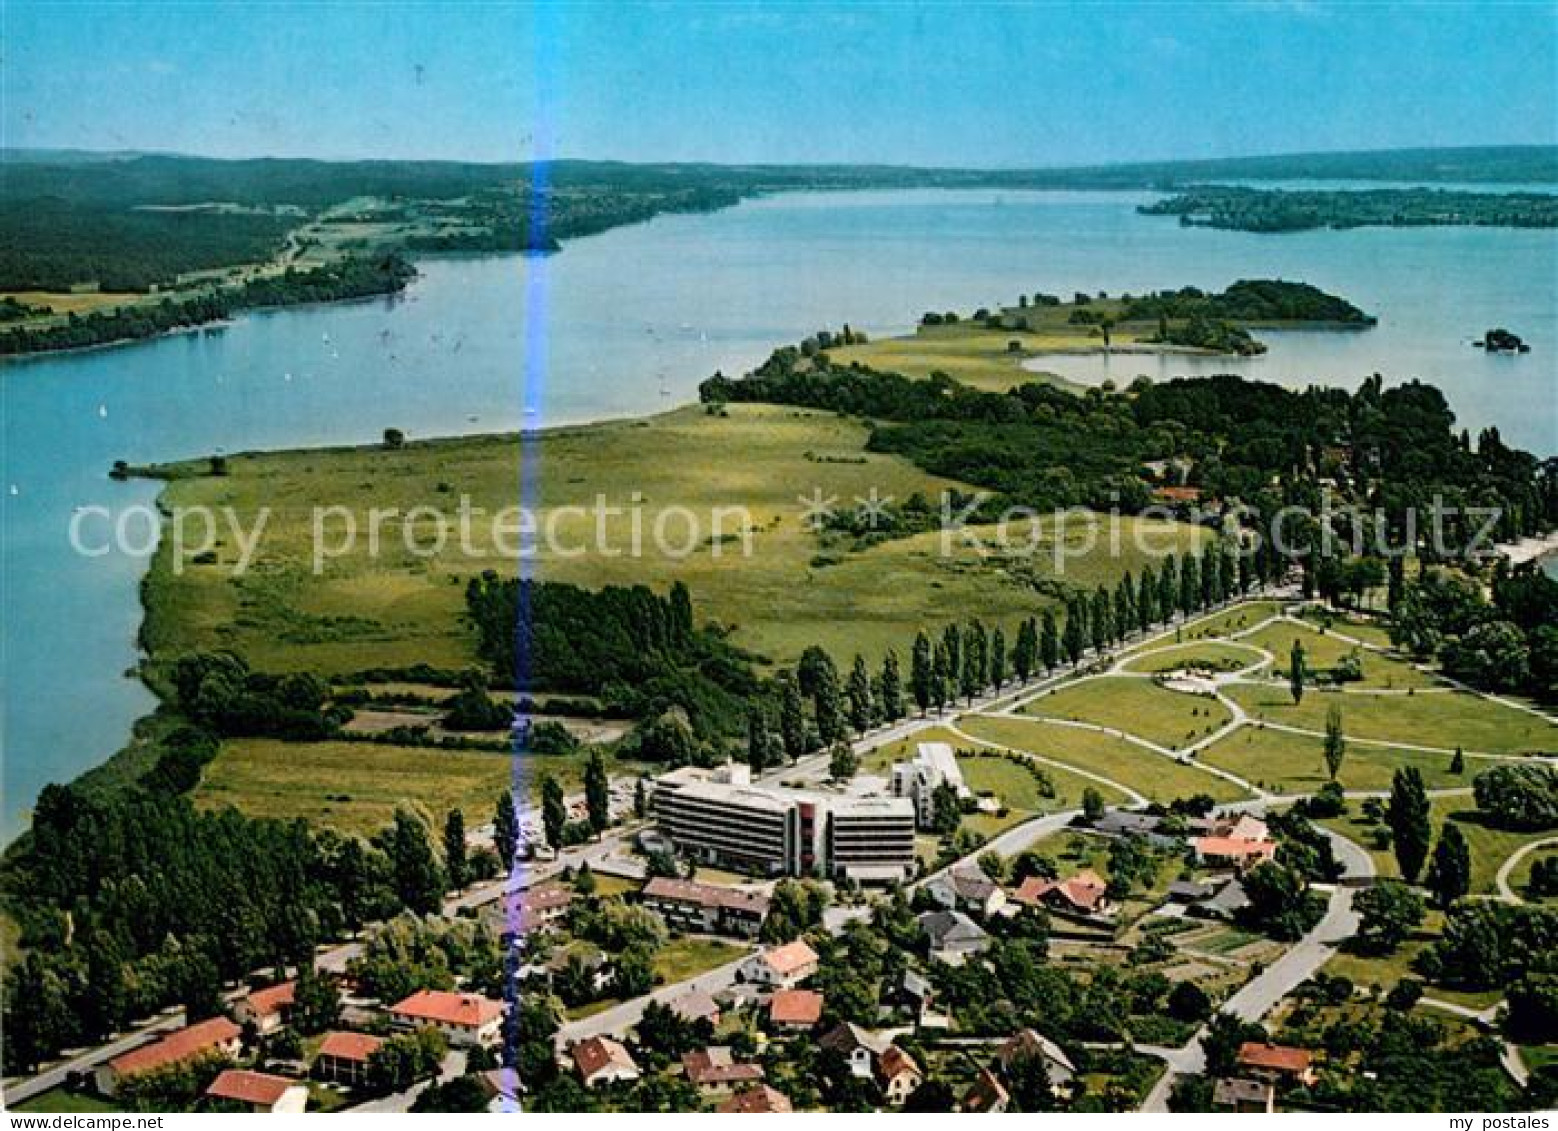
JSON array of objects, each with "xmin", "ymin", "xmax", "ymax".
[
  {"xmin": 847, "ymin": 654, "xmax": 874, "ymax": 735},
  {"xmin": 779, "ymin": 672, "xmax": 808, "ymax": 758},
  {"xmin": 1013, "ymin": 618, "xmax": 1038, "ymax": 683},
  {"xmin": 1323, "ymin": 703, "xmax": 1346, "ymax": 781},
  {"xmin": 387, "ymin": 806, "xmax": 444, "ymax": 915},
  {"xmin": 1354, "ymin": 879, "xmax": 1425, "ymax": 953},
  {"xmin": 442, "ymin": 808, "xmax": 468, "ymax": 891},
  {"xmin": 1082, "ymin": 786, "xmax": 1106, "ymax": 823},
  {"xmin": 1289, "ymin": 639, "xmax": 1307, "ymax": 705},
  {"xmin": 1426, "ymin": 821, "xmax": 1472, "ymax": 909},
  {"xmin": 1387, "ymin": 767, "xmax": 1433, "ymax": 883},
  {"xmin": 990, "ymin": 627, "xmax": 1008, "ymax": 689},
  {"xmin": 910, "ymin": 631, "xmax": 934, "ymax": 715},
  {"xmin": 540, "ymin": 774, "xmax": 567, "ymax": 850},
  {"xmin": 494, "ymin": 791, "xmax": 519, "ymax": 870},
  {"xmin": 829, "ymin": 742, "xmax": 860, "ymax": 782},
  {"xmin": 584, "ymin": 750, "xmax": 610, "ymax": 834},
  {"xmin": 1450, "ymin": 745, "xmax": 1466, "ymax": 775},
  {"xmin": 880, "ymin": 648, "xmax": 905, "ymax": 720},
  {"xmin": 1040, "ymin": 609, "xmax": 1061, "ymax": 672}
]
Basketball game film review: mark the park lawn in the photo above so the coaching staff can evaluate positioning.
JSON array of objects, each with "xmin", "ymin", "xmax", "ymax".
[
  {"xmin": 1317, "ymin": 797, "xmax": 1549, "ymax": 896},
  {"xmin": 145, "ymin": 403, "xmax": 1204, "ymax": 677},
  {"xmin": 12, "ymin": 1089, "xmax": 123, "ymax": 1113},
  {"xmin": 1297, "ymin": 607, "xmax": 1397, "ymax": 650},
  {"xmin": 195, "ymin": 737, "xmax": 569, "ymax": 836},
  {"xmin": 1120, "ymin": 640, "xmax": 1268, "ymax": 675},
  {"xmin": 958, "ymin": 750, "xmax": 1061, "ymax": 811},
  {"xmin": 1197, "ymin": 724, "xmax": 1470, "ymax": 796},
  {"xmin": 1238, "ymin": 620, "xmax": 1436, "ymax": 689},
  {"xmin": 1022, "ymin": 676, "xmax": 1233, "ymax": 751},
  {"xmin": 1321, "ymin": 912, "xmax": 1503, "ymax": 1010},
  {"xmin": 654, "ymin": 937, "xmax": 748, "ymax": 983},
  {"xmin": 1222, "ymin": 683, "xmax": 1556, "ymax": 756},
  {"xmin": 1179, "ymin": 601, "xmax": 1283, "ymax": 641},
  {"xmin": 957, "ymin": 713, "xmax": 1249, "ymax": 802},
  {"xmin": 826, "ymin": 325, "xmax": 1071, "ymax": 392}
]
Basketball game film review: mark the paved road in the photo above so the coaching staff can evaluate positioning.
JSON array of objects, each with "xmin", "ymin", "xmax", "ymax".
[{"xmin": 1494, "ymin": 836, "xmax": 1557, "ymax": 903}]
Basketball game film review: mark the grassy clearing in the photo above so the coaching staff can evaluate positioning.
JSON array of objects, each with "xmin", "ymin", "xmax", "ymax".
[
  {"xmin": 1321, "ymin": 910, "xmax": 1502, "ymax": 1010},
  {"xmin": 958, "ymin": 714, "xmax": 1249, "ymax": 802},
  {"xmin": 1022, "ymin": 676, "xmax": 1232, "ymax": 751},
  {"xmin": 1238, "ymin": 620, "xmax": 1436, "ymax": 689},
  {"xmin": 958, "ymin": 751, "xmax": 1061, "ymax": 811},
  {"xmin": 1120, "ymin": 641, "xmax": 1268, "ymax": 674},
  {"xmin": 1198, "ymin": 725, "xmax": 1470, "ymax": 795},
  {"xmin": 1223, "ymin": 683, "xmax": 1556, "ymax": 756},
  {"xmin": 1316, "ymin": 797, "xmax": 1549, "ymax": 895},
  {"xmin": 654, "ymin": 937, "xmax": 748, "ymax": 983},
  {"xmin": 195, "ymin": 738, "xmax": 516, "ymax": 835},
  {"xmin": 1296, "ymin": 608, "xmax": 1397, "ymax": 649},
  {"xmin": 146, "ymin": 404, "xmax": 1204, "ymax": 676},
  {"xmin": 11, "ymin": 1089, "xmax": 123, "ymax": 1113}
]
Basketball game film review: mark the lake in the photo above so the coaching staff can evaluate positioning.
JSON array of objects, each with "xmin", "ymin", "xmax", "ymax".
[{"xmin": 2, "ymin": 188, "xmax": 1555, "ymax": 836}]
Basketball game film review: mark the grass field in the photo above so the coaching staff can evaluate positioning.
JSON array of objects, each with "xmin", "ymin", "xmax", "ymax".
[
  {"xmin": 1022, "ymin": 676, "xmax": 1233, "ymax": 751},
  {"xmin": 11, "ymin": 1089, "xmax": 122, "ymax": 1113},
  {"xmin": 1177, "ymin": 602, "xmax": 1283, "ymax": 640},
  {"xmin": 1197, "ymin": 725, "xmax": 1471, "ymax": 795},
  {"xmin": 1316, "ymin": 797, "xmax": 1549, "ymax": 896},
  {"xmin": 654, "ymin": 937, "xmax": 747, "ymax": 983},
  {"xmin": 1237, "ymin": 620, "xmax": 1435, "ymax": 689},
  {"xmin": 957, "ymin": 714, "xmax": 1249, "ymax": 802},
  {"xmin": 1120, "ymin": 641, "xmax": 1268, "ymax": 674},
  {"xmin": 145, "ymin": 404, "xmax": 1205, "ymax": 677},
  {"xmin": 1223, "ymin": 683, "xmax": 1556, "ymax": 756},
  {"xmin": 195, "ymin": 737, "xmax": 519, "ymax": 835}
]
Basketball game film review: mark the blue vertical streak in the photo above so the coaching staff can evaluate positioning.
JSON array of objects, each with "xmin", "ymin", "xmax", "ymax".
[{"xmin": 504, "ymin": 0, "xmax": 558, "ymax": 1108}]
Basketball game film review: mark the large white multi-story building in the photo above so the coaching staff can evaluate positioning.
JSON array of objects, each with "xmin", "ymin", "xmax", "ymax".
[
  {"xmin": 891, "ymin": 742, "xmax": 972, "ymax": 830},
  {"xmin": 652, "ymin": 764, "xmax": 915, "ymax": 882}
]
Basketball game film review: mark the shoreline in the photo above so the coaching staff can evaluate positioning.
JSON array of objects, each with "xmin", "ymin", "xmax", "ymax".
[{"xmin": 1497, "ymin": 529, "xmax": 1558, "ymax": 567}]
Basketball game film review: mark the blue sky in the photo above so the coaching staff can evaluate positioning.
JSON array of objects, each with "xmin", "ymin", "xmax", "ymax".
[{"xmin": 6, "ymin": 1, "xmax": 1555, "ymax": 166}]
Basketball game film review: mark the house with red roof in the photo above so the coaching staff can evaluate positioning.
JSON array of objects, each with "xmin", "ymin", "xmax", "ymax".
[
  {"xmin": 205, "ymin": 1068, "xmax": 309, "ymax": 1113},
  {"xmin": 235, "ymin": 980, "xmax": 296, "ymax": 1036},
  {"xmin": 961, "ymin": 1067, "xmax": 1010, "ymax": 1113},
  {"xmin": 681, "ymin": 1046, "xmax": 765, "ymax": 1096},
  {"xmin": 388, "ymin": 989, "xmax": 504, "ymax": 1048},
  {"xmin": 313, "ymin": 1031, "xmax": 384, "ymax": 1087},
  {"xmin": 1012, "ymin": 869, "xmax": 1113, "ymax": 920},
  {"xmin": 572, "ymin": 1035, "xmax": 641, "ymax": 1088},
  {"xmin": 95, "ymin": 1015, "xmax": 242, "ymax": 1096},
  {"xmin": 738, "ymin": 939, "xmax": 818, "ymax": 988},
  {"xmin": 767, "ymin": 988, "xmax": 824, "ymax": 1031},
  {"xmin": 718, "ymin": 1083, "xmax": 794, "ymax": 1113},
  {"xmin": 1237, "ymin": 1041, "xmax": 1316, "ymax": 1087},
  {"xmin": 1195, "ymin": 835, "xmax": 1278, "ymax": 872}
]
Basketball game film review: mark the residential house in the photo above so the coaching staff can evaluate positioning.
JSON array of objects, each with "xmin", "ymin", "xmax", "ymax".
[
  {"xmin": 500, "ymin": 881, "xmax": 574, "ymax": 936},
  {"xmin": 1166, "ymin": 879, "xmax": 1216, "ymax": 904},
  {"xmin": 1191, "ymin": 878, "xmax": 1251, "ymax": 921},
  {"xmin": 1012, "ymin": 870, "xmax": 1112, "ymax": 920},
  {"xmin": 1237, "ymin": 1042, "xmax": 1317, "ymax": 1088},
  {"xmin": 642, "ymin": 876, "xmax": 771, "ymax": 938},
  {"xmin": 961, "ymin": 1067, "xmax": 1011, "ymax": 1113},
  {"xmin": 918, "ymin": 910, "xmax": 990, "ymax": 964},
  {"xmin": 96, "ymin": 1016, "xmax": 243, "ymax": 1097},
  {"xmin": 681, "ymin": 1046, "xmax": 765, "ymax": 1097},
  {"xmin": 925, "ymin": 865, "xmax": 1007, "ymax": 918},
  {"xmin": 1213, "ymin": 1077, "xmax": 1277, "ymax": 1113},
  {"xmin": 1093, "ymin": 810, "xmax": 1177, "ymax": 846},
  {"xmin": 718, "ymin": 1084, "xmax": 794, "ymax": 1113},
  {"xmin": 997, "ymin": 1029, "xmax": 1077, "ymax": 1090},
  {"xmin": 572, "ymin": 1036, "xmax": 641, "ymax": 1088},
  {"xmin": 739, "ymin": 939, "xmax": 819, "ymax": 988},
  {"xmin": 819, "ymin": 1022, "xmax": 920, "ymax": 1103},
  {"xmin": 876, "ymin": 1045, "xmax": 922, "ymax": 1105},
  {"xmin": 236, "ymin": 981, "xmax": 295, "ymax": 1036},
  {"xmin": 767, "ymin": 989, "xmax": 824, "ymax": 1031},
  {"xmin": 883, "ymin": 969, "xmax": 935, "ymax": 1022},
  {"xmin": 666, "ymin": 987, "xmax": 722, "ymax": 1027},
  {"xmin": 1194, "ymin": 836, "xmax": 1277, "ymax": 872},
  {"xmin": 313, "ymin": 1031, "xmax": 383, "ymax": 1088},
  {"xmin": 388, "ymin": 989, "xmax": 504, "ymax": 1049},
  {"xmin": 205, "ymin": 1069, "xmax": 309, "ymax": 1114}
]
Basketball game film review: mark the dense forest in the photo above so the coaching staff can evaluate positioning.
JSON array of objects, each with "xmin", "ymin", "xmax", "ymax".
[
  {"xmin": 1141, "ymin": 186, "xmax": 1558, "ymax": 232},
  {"xmin": 0, "ymin": 253, "xmax": 416, "ymax": 355},
  {"xmin": 1122, "ymin": 280, "xmax": 1375, "ymax": 326}
]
